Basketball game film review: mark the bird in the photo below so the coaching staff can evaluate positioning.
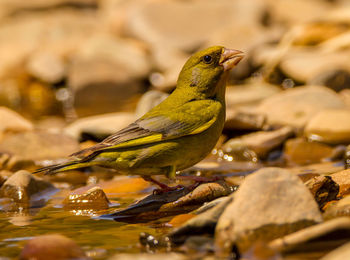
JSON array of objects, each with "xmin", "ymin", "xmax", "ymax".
[{"xmin": 34, "ymin": 46, "xmax": 244, "ymax": 192}]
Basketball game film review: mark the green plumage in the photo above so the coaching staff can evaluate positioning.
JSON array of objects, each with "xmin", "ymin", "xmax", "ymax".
[{"xmin": 34, "ymin": 46, "xmax": 243, "ymax": 180}]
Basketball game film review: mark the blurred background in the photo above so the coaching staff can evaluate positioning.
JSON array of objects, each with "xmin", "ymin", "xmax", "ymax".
[{"xmin": 1, "ymin": 0, "xmax": 349, "ymax": 122}]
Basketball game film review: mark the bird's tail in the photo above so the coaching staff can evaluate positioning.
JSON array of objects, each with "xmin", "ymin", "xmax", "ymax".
[{"xmin": 33, "ymin": 160, "xmax": 97, "ymax": 175}]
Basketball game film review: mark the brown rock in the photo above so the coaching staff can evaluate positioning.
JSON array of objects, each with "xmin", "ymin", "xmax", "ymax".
[
  {"xmin": 284, "ymin": 138, "xmax": 335, "ymax": 165},
  {"xmin": 20, "ymin": 234, "xmax": 86, "ymax": 260},
  {"xmin": 308, "ymin": 69, "xmax": 350, "ymax": 92},
  {"xmin": 0, "ymin": 107, "xmax": 33, "ymax": 140},
  {"xmin": 215, "ymin": 167, "xmax": 323, "ymax": 255},
  {"xmin": 0, "ymin": 170, "xmax": 54, "ymax": 203},
  {"xmin": 256, "ymin": 85, "xmax": 346, "ymax": 129},
  {"xmin": 225, "ymin": 109, "xmax": 266, "ymax": 131},
  {"xmin": 305, "ymin": 176, "xmax": 339, "ymax": 209},
  {"xmin": 63, "ymin": 186, "xmax": 109, "ymax": 210},
  {"xmin": 304, "ymin": 109, "xmax": 350, "ymax": 144},
  {"xmin": 0, "ymin": 130, "xmax": 79, "ymax": 161},
  {"xmin": 64, "ymin": 112, "xmax": 135, "ymax": 140},
  {"xmin": 109, "ymin": 253, "xmax": 186, "ymax": 260},
  {"xmin": 330, "ymin": 169, "xmax": 350, "ymax": 198},
  {"xmin": 223, "ymin": 126, "xmax": 293, "ymax": 158}
]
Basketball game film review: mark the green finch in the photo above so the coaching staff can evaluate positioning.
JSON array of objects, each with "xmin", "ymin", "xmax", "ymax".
[{"xmin": 35, "ymin": 46, "xmax": 244, "ymax": 191}]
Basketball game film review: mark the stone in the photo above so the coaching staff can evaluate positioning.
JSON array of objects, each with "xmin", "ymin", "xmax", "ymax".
[
  {"xmin": 215, "ymin": 167, "xmax": 323, "ymax": 254},
  {"xmin": 308, "ymin": 69, "xmax": 350, "ymax": 92},
  {"xmin": 256, "ymin": 86, "xmax": 345, "ymax": 129},
  {"xmin": 324, "ymin": 196, "xmax": 350, "ymax": 219},
  {"xmin": 280, "ymin": 49, "xmax": 350, "ymax": 83},
  {"xmin": 0, "ymin": 130, "xmax": 79, "ymax": 161},
  {"xmin": 330, "ymin": 170, "xmax": 350, "ymax": 198},
  {"xmin": 222, "ymin": 126, "xmax": 294, "ymax": 158},
  {"xmin": 64, "ymin": 112, "xmax": 135, "ymax": 140},
  {"xmin": 320, "ymin": 241, "xmax": 350, "ymax": 260},
  {"xmin": 169, "ymin": 196, "xmax": 232, "ymax": 244},
  {"xmin": 268, "ymin": 217, "xmax": 350, "ymax": 253},
  {"xmin": 0, "ymin": 170, "xmax": 54, "ymax": 203},
  {"xmin": 225, "ymin": 82, "xmax": 281, "ymax": 110},
  {"xmin": 134, "ymin": 90, "xmax": 168, "ymax": 118},
  {"xmin": 284, "ymin": 138, "xmax": 335, "ymax": 165},
  {"xmin": 19, "ymin": 234, "xmax": 86, "ymax": 260},
  {"xmin": 26, "ymin": 51, "xmax": 65, "ymax": 83},
  {"xmin": 63, "ymin": 186, "xmax": 109, "ymax": 210},
  {"xmin": 305, "ymin": 176, "xmax": 339, "ymax": 209},
  {"xmin": 0, "ymin": 107, "xmax": 33, "ymax": 140},
  {"xmin": 304, "ymin": 109, "xmax": 350, "ymax": 144},
  {"xmin": 225, "ymin": 109, "xmax": 266, "ymax": 131}
]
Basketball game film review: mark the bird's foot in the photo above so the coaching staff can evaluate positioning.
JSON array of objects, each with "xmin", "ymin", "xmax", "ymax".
[{"xmin": 142, "ymin": 176, "xmax": 184, "ymax": 195}]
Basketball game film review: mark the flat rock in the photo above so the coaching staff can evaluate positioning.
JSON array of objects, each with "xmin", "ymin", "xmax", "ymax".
[
  {"xmin": 320, "ymin": 241, "xmax": 350, "ymax": 260},
  {"xmin": 255, "ymin": 85, "xmax": 345, "ymax": 128},
  {"xmin": 20, "ymin": 234, "xmax": 86, "ymax": 260},
  {"xmin": 330, "ymin": 169, "xmax": 350, "ymax": 198},
  {"xmin": 215, "ymin": 167, "xmax": 323, "ymax": 254},
  {"xmin": 0, "ymin": 170, "xmax": 54, "ymax": 203},
  {"xmin": 0, "ymin": 107, "xmax": 33, "ymax": 139},
  {"xmin": 284, "ymin": 138, "xmax": 335, "ymax": 165},
  {"xmin": 63, "ymin": 186, "xmax": 109, "ymax": 210},
  {"xmin": 0, "ymin": 130, "xmax": 79, "ymax": 161},
  {"xmin": 223, "ymin": 126, "xmax": 294, "ymax": 158},
  {"xmin": 304, "ymin": 109, "xmax": 350, "ymax": 144},
  {"xmin": 64, "ymin": 112, "xmax": 135, "ymax": 140}
]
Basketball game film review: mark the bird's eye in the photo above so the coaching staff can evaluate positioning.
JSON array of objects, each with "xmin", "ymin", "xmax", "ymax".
[{"xmin": 203, "ymin": 55, "xmax": 213, "ymax": 64}]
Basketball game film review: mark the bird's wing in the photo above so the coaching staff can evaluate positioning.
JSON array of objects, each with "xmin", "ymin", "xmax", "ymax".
[{"xmin": 71, "ymin": 99, "xmax": 222, "ymax": 158}]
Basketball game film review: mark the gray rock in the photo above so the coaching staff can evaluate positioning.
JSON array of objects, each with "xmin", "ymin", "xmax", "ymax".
[
  {"xmin": 255, "ymin": 85, "xmax": 345, "ymax": 129},
  {"xmin": 304, "ymin": 109, "xmax": 350, "ymax": 144},
  {"xmin": 135, "ymin": 90, "xmax": 168, "ymax": 118},
  {"xmin": 0, "ymin": 130, "xmax": 79, "ymax": 161},
  {"xmin": 215, "ymin": 167, "xmax": 323, "ymax": 254},
  {"xmin": 320, "ymin": 241, "xmax": 350, "ymax": 260},
  {"xmin": 0, "ymin": 170, "xmax": 54, "ymax": 203},
  {"xmin": 64, "ymin": 112, "xmax": 135, "ymax": 140}
]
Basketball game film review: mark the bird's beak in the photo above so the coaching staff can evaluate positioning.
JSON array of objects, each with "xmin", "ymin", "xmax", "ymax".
[{"xmin": 219, "ymin": 48, "xmax": 244, "ymax": 71}]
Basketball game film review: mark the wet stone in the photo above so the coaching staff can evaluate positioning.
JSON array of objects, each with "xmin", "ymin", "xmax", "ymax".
[
  {"xmin": 284, "ymin": 138, "xmax": 335, "ymax": 166},
  {"xmin": 304, "ymin": 109, "xmax": 350, "ymax": 144},
  {"xmin": 20, "ymin": 234, "xmax": 86, "ymax": 260},
  {"xmin": 222, "ymin": 126, "xmax": 294, "ymax": 158},
  {"xmin": 215, "ymin": 167, "xmax": 323, "ymax": 255},
  {"xmin": 0, "ymin": 170, "xmax": 54, "ymax": 203},
  {"xmin": 109, "ymin": 253, "xmax": 187, "ymax": 260},
  {"xmin": 63, "ymin": 186, "xmax": 110, "ymax": 210},
  {"xmin": 330, "ymin": 169, "xmax": 350, "ymax": 198}
]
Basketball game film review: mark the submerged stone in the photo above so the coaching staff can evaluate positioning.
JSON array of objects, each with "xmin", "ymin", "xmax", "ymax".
[{"xmin": 63, "ymin": 186, "xmax": 109, "ymax": 210}]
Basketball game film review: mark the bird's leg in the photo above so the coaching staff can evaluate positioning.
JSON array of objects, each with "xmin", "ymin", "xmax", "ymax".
[{"xmin": 142, "ymin": 175, "xmax": 183, "ymax": 195}]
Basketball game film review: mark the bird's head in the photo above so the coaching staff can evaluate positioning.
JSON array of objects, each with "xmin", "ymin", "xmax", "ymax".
[{"xmin": 177, "ymin": 46, "xmax": 244, "ymax": 100}]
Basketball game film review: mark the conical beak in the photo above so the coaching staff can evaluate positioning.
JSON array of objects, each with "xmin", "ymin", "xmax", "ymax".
[{"xmin": 219, "ymin": 48, "xmax": 244, "ymax": 71}]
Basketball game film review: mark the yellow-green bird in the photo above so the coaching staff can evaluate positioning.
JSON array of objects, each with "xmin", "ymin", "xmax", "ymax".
[{"xmin": 35, "ymin": 46, "xmax": 243, "ymax": 191}]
